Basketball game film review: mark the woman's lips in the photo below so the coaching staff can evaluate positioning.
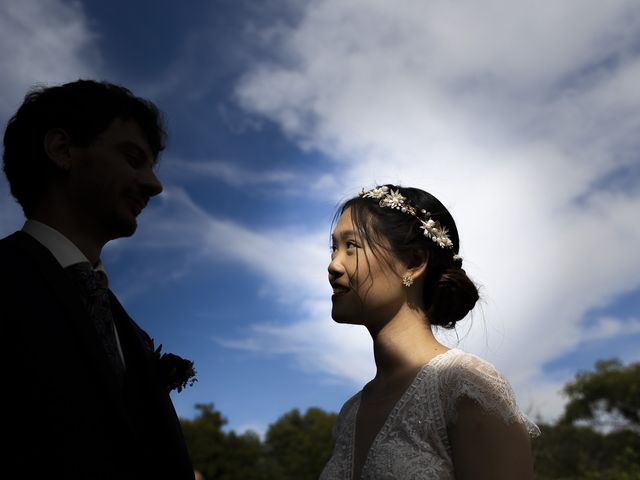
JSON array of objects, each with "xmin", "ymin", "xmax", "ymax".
[{"xmin": 331, "ymin": 285, "xmax": 350, "ymax": 297}]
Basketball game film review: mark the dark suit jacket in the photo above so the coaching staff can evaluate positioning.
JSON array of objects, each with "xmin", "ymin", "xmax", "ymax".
[{"xmin": 1, "ymin": 231, "xmax": 194, "ymax": 479}]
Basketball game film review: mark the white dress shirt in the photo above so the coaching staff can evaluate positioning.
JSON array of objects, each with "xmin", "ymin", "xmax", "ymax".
[{"xmin": 22, "ymin": 219, "xmax": 126, "ymax": 367}]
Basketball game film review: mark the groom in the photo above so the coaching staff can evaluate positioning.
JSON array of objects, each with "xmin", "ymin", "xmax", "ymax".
[{"xmin": 1, "ymin": 80, "xmax": 194, "ymax": 478}]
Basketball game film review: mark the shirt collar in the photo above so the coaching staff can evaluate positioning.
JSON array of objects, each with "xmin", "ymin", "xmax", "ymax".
[{"xmin": 22, "ymin": 219, "xmax": 106, "ymax": 272}]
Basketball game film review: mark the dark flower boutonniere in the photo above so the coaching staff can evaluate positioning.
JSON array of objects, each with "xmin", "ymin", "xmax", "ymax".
[{"xmin": 151, "ymin": 341, "xmax": 197, "ymax": 393}]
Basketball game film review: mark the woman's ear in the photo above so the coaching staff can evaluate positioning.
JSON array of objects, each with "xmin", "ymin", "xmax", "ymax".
[
  {"xmin": 407, "ymin": 250, "xmax": 429, "ymax": 281},
  {"xmin": 44, "ymin": 128, "xmax": 72, "ymax": 171}
]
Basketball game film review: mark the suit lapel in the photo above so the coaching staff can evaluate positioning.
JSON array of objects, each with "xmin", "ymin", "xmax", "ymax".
[{"xmin": 109, "ymin": 292, "xmax": 157, "ymax": 393}]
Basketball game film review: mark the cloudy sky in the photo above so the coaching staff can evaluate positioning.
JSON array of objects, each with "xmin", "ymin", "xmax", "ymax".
[{"xmin": 1, "ymin": 0, "xmax": 639, "ymax": 436}]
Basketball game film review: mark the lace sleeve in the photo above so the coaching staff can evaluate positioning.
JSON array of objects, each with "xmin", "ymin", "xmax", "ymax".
[{"xmin": 437, "ymin": 351, "xmax": 540, "ymax": 437}]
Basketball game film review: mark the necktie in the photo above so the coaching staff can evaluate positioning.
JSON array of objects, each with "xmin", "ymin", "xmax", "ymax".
[{"xmin": 65, "ymin": 262, "xmax": 125, "ymax": 383}]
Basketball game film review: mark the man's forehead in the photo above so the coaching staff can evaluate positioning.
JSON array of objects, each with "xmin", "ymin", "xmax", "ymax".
[{"xmin": 106, "ymin": 117, "xmax": 145, "ymax": 138}]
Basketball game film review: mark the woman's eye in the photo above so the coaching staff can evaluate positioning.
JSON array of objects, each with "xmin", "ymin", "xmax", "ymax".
[{"xmin": 330, "ymin": 241, "xmax": 359, "ymax": 256}]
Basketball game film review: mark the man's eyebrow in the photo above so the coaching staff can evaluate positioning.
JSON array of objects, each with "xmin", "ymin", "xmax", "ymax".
[{"xmin": 119, "ymin": 140, "xmax": 156, "ymax": 164}]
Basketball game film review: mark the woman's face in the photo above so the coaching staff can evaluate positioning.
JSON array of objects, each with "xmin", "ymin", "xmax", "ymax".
[{"xmin": 328, "ymin": 207, "xmax": 407, "ymax": 327}]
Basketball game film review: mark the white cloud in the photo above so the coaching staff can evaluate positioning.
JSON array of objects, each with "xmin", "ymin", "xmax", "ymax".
[
  {"xmin": 163, "ymin": 157, "xmax": 298, "ymax": 187},
  {"xmin": 159, "ymin": 153, "xmax": 341, "ymax": 198},
  {"xmin": 229, "ymin": 0, "xmax": 640, "ymax": 420},
  {"xmin": 581, "ymin": 316, "xmax": 640, "ymax": 343},
  {"xmin": 219, "ymin": 299, "xmax": 373, "ymax": 384},
  {"xmin": 0, "ymin": 0, "xmax": 99, "ymax": 117},
  {"xmin": 123, "ymin": 187, "xmax": 332, "ymax": 302}
]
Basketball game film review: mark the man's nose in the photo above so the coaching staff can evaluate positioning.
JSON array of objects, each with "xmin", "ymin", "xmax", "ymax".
[{"xmin": 140, "ymin": 168, "xmax": 163, "ymax": 197}]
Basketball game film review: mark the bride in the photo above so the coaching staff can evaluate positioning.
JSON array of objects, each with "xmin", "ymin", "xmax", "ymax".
[{"xmin": 320, "ymin": 185, "xmax": 539, "ymax": 480}]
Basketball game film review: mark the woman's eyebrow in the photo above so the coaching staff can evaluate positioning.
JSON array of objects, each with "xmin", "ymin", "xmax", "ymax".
[
  {"xmin": 332, "ymin": 230, "xmax": 356, "ymax": 240},
  {"xmin": 331, "ymin": 230, "xmax": 358, "ymax": 243}
]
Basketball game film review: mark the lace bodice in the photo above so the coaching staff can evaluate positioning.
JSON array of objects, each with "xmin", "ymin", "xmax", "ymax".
[{"xmin": 319, "ymin": 349, "xmax": 539, "ymax": 480}]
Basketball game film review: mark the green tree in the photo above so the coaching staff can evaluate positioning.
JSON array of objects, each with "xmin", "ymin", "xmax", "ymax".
[
  {"xmin": 263, "ymin": 407, "xmax": 337, "ymax": 480},
  {"xmin": 533, "ymin": 359, "xmax": 640, "ymax": 480},
  {"xmin": 220, "ymin": 430, "xmax": 267, "ymax": 480},
  {"xmin": 180, "ymin": 403, "xmax": 266, "ymax": 480},
  {"xmin": 181, "ymin": 403, "xmax": 226, "ymax": 478},
  {"xmin": 533, "ymin": 423, "xmax": 640, "ymax": 480},
  {"xmin": 561, "ymin": 359, "xmax": 640, "ymax": 432}
]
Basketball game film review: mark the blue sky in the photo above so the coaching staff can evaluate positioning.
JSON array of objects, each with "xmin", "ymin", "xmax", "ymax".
[{"xmin": 1, "ymin": 0, "xmax": 639, "ymax": 436}]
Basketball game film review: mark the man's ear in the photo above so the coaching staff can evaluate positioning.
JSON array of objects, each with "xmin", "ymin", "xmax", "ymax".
[
  {"xmin": 44, "ymin": 128, "xmax": 72, "ymax": 171},
  {"xmin": 407, "ymin": 250, "xmax": 429, "ymax": 281}
]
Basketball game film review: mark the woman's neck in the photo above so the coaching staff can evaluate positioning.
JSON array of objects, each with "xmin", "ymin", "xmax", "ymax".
[{"xmin": 368, "ymin": 305, "xmax": 447, "ymax": 382}]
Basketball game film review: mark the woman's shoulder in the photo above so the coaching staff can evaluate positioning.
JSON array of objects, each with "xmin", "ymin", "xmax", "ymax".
[
  {"xmin": 332, "ymin": 389, "xmax": 362, "ymax": 425},
  {"xmin": 330, "ymin": 390, "xmax": 362, "ymax": 440},
  {"xmin": 339, "ymin": 390, "xmax": 362, "ymax": 413},
  {"xmin": 432, "ymin": 348, "xmax": 504, "ymax": 385},
  {"xmin": 432, "ymin": 348, "xmax": 512, "ymax": 401},
  {"xmin": 432, "ymin": 349, "xmax": 539, "ymax": 435}
]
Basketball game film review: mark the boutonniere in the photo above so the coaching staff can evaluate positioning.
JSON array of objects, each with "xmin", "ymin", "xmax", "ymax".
[{"xmin": 151, "ymin": 341, "xmax": 197, "ymax": 393}]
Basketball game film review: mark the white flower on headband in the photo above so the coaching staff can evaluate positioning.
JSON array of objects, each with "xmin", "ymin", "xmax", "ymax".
[
  {"xmin": 419, "ymin": 219, "xmax": 454, "ymax": 249},
  {"xmin": 361, "ymin": 186, "xmax": 389, "ymax": 199},
  {"xmin": 359, "ymin": 185, "xmax": 455, "ymax": 250},
  {"xmin": 379, "ymin": 189, "xmax": 406, "ymax": 210}
]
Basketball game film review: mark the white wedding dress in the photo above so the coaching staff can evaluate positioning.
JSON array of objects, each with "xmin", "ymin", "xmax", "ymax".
[{"xmin": 319, "ymin": 348, "xmax": 539, "ymax": 480}]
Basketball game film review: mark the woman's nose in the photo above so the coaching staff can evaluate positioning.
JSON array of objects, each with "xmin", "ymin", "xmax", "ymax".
[{"xmin": 328, "ymin": 253, "xmax": 345, "ymax": 277}]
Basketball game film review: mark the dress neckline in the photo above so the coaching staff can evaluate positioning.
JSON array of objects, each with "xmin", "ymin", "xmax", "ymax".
[{"xmin": 350, "ymin": 348, "xmax": 459, "ymax": 479}]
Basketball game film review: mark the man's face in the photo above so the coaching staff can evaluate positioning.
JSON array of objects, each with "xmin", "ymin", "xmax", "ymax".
[{"xmin": 66, "ymin": 117, "xmax": 163, "ymax": 241}]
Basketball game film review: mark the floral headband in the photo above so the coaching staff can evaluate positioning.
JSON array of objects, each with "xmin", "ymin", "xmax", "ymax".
[{"xmin": 359, "ymin": 186, "xmax": 455, "ymax": 251}]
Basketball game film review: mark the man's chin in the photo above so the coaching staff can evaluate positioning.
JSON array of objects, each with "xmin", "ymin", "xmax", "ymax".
[
  {"xmin": 121, "ymin": 220, "xmax": 138, "ymax": 237},
  {"xmin": 108, "ymin": 217, "xmax": 138, "ymax": 239}
]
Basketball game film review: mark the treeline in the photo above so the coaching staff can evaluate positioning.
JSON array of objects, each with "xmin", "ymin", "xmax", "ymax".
[
  {"xmin": 180, "ymin": 359, "xmax": 640, "ymax": 479},
  {"xmin": 532, "ymin": 359, "xmax": 639, "ymax": 479},
  {"xmin": 180, "ymin": 405, "xmax": 336, "ymax": 480}
]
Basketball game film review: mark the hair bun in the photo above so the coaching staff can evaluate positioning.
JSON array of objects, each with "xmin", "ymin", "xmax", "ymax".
[{"xmin": 427, "ymin": 267, "xmax": 479, "ymax": 328}]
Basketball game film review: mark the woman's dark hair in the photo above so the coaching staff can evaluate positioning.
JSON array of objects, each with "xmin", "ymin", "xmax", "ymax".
[
  {"xmin": 337, "ymin": 184, "xmax": 479, "ymax": 329},
  {"xmin": 3, "ymin": 79, "xmax": 166, "ymax": 217}
]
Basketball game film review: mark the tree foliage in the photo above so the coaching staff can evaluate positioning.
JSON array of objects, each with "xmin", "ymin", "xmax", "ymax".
[
  {"xmin": 532, "ymin": 423, "xmax": 640, "ymax": 479},
  {"xmin": 263, "ymin": 407, "xmax": 337, "ymax": 480},
  {"xmin": 180, "ymin": 404, "xmax": 336, "ymax": 480},
  {"xmin": 180, "ymin": 403, "xmax": 266, "ymax": 480},
  {"xmin": 533, "ymin": 359, "xmax": 640, "ymax": 479},
  {"xmin": 561, "ymin": 359, "xmax": 640, "ymax": 432}
]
